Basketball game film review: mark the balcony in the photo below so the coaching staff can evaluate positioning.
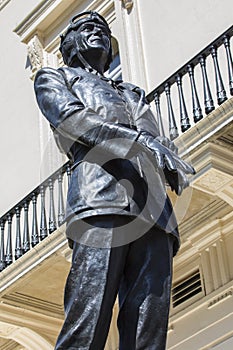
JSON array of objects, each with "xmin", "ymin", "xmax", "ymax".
[{"xmin": 0, "ymin": 26, "xmax": 233, "ymax": 350}]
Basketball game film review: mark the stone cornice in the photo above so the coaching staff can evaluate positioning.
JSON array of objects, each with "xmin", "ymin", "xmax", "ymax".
[
  {"xmin": 190, "ymin": 142, "xmax": 233, "ymax": 182},
  {"xmin": 178, "ymin": 200, "xmax": 232, "ymax": 256},
  {"xmin": 14, "ymin": 0, "xmax": 115, "ymax": 43},
  {"xmin": 14, "ymin": 0, "xmax": 60, "ymax": 40}
]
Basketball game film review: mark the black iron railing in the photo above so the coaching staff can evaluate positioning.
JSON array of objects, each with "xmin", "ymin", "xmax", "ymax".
[
  {"xmin": 0, "ymin": 26, "xmax": 233, "ymax": 272},
  {"xmin": 0, "ymin": 162, "xmax": 71, "ymax": 271},
  {"xmin": 146, "ymin": 25, "xmax": 233, "ymax": 140}
]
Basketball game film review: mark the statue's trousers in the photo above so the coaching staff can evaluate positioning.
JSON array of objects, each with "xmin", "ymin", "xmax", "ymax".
[{"xmin": 55, "ymin": 216, "xmax": 174, "ymax": 350}]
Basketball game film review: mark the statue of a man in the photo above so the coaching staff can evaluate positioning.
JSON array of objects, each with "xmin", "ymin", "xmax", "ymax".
[{"xmin": 34, "ymin": 11, "xmax": 194, "ymax": 350}]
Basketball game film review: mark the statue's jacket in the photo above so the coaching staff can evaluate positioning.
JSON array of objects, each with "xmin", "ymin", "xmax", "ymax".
[{"xmin": 34, "ymin": 66, "xmax": 179, "ymax": 252}]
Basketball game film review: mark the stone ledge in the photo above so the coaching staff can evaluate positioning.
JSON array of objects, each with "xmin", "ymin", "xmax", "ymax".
[
  {"xmin": 0, "ymin": 225, "xmax": 67, "ymax": 294},
  {"xmin": 176, "ymin": 97, "xmax": 233, "ymax": 159}
]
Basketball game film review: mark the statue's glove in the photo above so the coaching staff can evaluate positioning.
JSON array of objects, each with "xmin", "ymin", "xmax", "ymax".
[
  {"xmin": 155, "ymin": 135, "xmax": 178, "ymax": 154},
  {"xmin": 137, "ymin": 133, "xmax": 195, "ymax": 195}
]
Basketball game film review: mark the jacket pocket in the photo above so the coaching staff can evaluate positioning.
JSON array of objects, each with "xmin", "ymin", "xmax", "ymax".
[{"xmin": 74, "ymin": 161, "xmax": 129, "ymax": 209}]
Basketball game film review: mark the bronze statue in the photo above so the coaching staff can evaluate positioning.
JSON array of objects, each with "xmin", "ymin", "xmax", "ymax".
[{"xmin": 34, "ymin": 11, "xmax": 195, "ymax": 350}]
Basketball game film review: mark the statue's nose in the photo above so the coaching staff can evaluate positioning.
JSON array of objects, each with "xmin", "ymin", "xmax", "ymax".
[{"xmin": 93, "ymin": 26, "xmax": 102, "ymax": 35}]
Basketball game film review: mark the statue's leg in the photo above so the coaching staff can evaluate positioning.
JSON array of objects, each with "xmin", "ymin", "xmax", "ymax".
[
  {"xmin": 118, "ymin": 227, "xmax": 174, "ymax": 350},
  {"xmin": 55, "ymin": 215, "xmax": 130, "ymax": 350}
]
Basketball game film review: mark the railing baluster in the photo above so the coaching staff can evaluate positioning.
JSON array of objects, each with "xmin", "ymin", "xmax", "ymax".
[
  {"xmin": 23, "ymin": 201, "xmax": 30, "ymax": 253},
  {"xmin": 31, "ymin": 193, "xmax": 39, "ymax": 247},
  {"xmin": 187, "ymin": 64, "xmax": 203, "ymax": 123},
  {"xmin": 210, "ymin": 45, "xmax": 227, "ymax": 105},
  {"xmin": 40, "ymin": 185, "xmax": 48, "ymax": 240},
  {"xmin": 5, "ymin": 214, "xmax": 13, "ymax": 266},
  {"xmin": 0, "ymin": 162, "xmax": 70, "ymax": 267},
  {"xmin": 49, "ymin": 179, "xmax": 57, "ymax": 234},
  {"xmin": 66, "ymin": 164, "xmax": 71, "ymax": 187},
  {"xmin": 223, "ymin": 35, "xmax": 233, "ymax": 96},
  {"xmin": 154, "ymin": 92, "xmax": 165, "ymax": 137},
  {"xmin": 0, "ymin": 220, "xmax": 6, "ymax": 271},
  {"xmin": 176, "ymin": 74, "xmax": 191, "ymax": 132},
  {"xmin": 199, "ymin": 55, "xmax": 215, "ymax": 115},
  {"xmin": 164, "ymin": 83, "xmax": 179, "ymax": 140},
  {"xmin": 15, "ymin": 207, "xmax": 23, "ymax": 260},
  {"xmin": 58, "ymin": 174, "xmax": 65, "ymax": 226}
]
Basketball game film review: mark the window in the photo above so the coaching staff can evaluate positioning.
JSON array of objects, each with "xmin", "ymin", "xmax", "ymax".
[
  {"xmin": 172, "ymin": 269, "xmax": 203, "ymax": 308},
  {"xmin": 105, "ymin": 36, "xmax": 122, "ymax": 81}
]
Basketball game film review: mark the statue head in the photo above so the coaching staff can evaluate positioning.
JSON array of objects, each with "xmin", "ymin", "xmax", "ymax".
[{"xmin": 60, "ymin": 11, "xmax": 112, "ymax": 71}]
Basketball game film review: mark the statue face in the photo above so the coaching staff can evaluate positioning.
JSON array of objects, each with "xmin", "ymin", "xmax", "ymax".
[{"xmin": 75, "ymin": 22, "xmax": 111, "ymax": 56}]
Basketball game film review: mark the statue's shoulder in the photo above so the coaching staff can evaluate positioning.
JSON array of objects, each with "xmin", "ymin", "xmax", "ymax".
[
  {"xmin": 34, "ymin": 66, "xmax": 85, "ymax": 91},
  {"xmin": 34, "ymin": 67, "xmax": 65, "ymax": 88},
  {"xmin": 35, "ymin": 66, "xmax": 60, "ymax": 78},
  {"xmin": 35, "ymin": 65, "xmax": 83, "ymax": 80}
]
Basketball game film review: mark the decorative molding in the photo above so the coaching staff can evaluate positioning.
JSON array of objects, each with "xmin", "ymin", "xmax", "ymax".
[
  {"xmin": 193, "ymin": 169, "xmax": 233, "ymax": 195},
  {"xmin": 0, "ymin": 321, "xmax": 53, "ymax": 349},
  {"xmin": 201, "ymin": 240, "xmax": 230, "ymax": 294},
  {"xmin": 14, "ymin": 0, "xmax": 59, "ymax": 39},
  {"xmin": 192, "ymin": 142, "xmax": 233, "ymax": 178},
  {"xmin": 218, "ymin": 184, "xmax": 233, "ymax": 207},
  {"xmin": 27, "ymin": 34, "xmax": 44, "ymax": 79},
  {"xmin": 0, "ymin": 302, "xmax": 62, "ymax": 336},
  {"xmin": 176, "ymin": 97, "xmax": 233, "ymax": 159},
  {"xmin": 180, "ymin": 198, "xmax": 230, "ymax": 243},
  {"xmin": 208, "ymin": 289, "xmax": 233, "ymax": 308},
  {"xmin": 2, "ymin": 292, "xmax": 64, "ymax": 316},
  {"xmin": 0, "ymin": 338, "xmax": 21, "ymax": 350},
  {"xmin": 0, "ymin": 323, "xmax": 16, "ymax": 338},
  {"xmin": 189, "ymin": 138, "xmax": 233, "ymax": 206},
  {"xmin": 0, "ymin": 0, "xmax": 11, "ymax": 12},
  {"xmin": 120, "ymin": 0, "xmax": 134, "ymax": 10}
]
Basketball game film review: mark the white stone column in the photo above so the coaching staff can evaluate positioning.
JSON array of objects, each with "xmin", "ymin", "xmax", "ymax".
[{"xmin": 114, "ymin": 0, "xmax": 149, "ymax": 90}]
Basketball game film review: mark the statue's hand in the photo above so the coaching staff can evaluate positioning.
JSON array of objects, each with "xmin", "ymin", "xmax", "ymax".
[
  {"xmin": 137, "ymin": 133, "xmax": 195, "ymax": 195},
  {"xmin": 155, "ymin": 135, "xmax": 178, "ymax": 155}
]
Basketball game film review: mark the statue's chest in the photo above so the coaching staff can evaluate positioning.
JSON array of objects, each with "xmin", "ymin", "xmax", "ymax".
[{"xmin": 70, "ymin": 73, "xmax": 136, "ymax": 124}]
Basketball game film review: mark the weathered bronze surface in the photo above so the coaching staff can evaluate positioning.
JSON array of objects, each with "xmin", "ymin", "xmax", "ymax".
[{"xmin": 34, "ymin": 11, "xmax": 194, "ymax": 350}]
